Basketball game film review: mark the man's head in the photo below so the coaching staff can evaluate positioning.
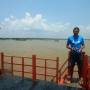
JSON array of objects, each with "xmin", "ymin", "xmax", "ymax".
[{"xmin": 73, "ymin": 27, "xmax": 80, "ymax": 36}]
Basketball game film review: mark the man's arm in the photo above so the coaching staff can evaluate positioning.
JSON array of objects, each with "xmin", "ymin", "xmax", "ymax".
[
  {"xmin": 80, "ymin": 37, "xmax": 85, "ymax": 50},
  {"xmin": 79, "ymin": 37, "xmax": 85, "ymax": 52},
  {"xmin": 78, "ymin": 44, "xmax": 85, "ymax": 52},
  {"xmin": 81, "ymin": 44, "xmax": 85, "ymax": 50},
  {"xmin": 66, "ymin": 37, "xmax": 71, "ymax": 50},
  {"xmin": 66, "ymin": 44, "xmax": 71, "ymax": 50}
]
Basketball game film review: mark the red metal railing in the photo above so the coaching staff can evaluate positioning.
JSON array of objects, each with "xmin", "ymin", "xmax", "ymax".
[
  {"xmin": 51, "ymin": 52, "xmax": 88, "ymax": 85},
  {"xmin": 0, "ymin": 52, "xmax": 90, "ymax": 89},
  {"xmin": 0, "ymin": 52, "xmax": 59, "ymax": 83},
  {"xmin": 57, "ymin": 52, "xmax": 90, "ymax": 90},
  {"xmin": 51, "ymin": 58, "xmax": 68, "ymax": 84},
  {"xmin": 82, "ymin": 54, "xmax": 90, "ymax": 90}
]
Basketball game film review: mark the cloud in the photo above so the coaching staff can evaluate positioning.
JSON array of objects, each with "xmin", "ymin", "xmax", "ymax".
[
  {"xmin": 0, "ymin": 12, "xmax": 90, "ymax": 39},
  {"xmin": 79, "ymin": 25, "xmax": 90, "ymax": 39}
]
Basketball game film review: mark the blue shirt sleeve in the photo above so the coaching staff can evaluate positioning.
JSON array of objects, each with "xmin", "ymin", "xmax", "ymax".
[
  {"xmin": 67, "ymin": 37, "xmax": 70, "ymax": 45},
  {"xmin": 81, "ymin": 37, "xmax": 84, "ymax": 45}
]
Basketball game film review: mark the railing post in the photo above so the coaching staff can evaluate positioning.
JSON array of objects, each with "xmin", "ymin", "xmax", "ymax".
[
  {"xmin": 81, "ymin": 52, "xmax": 85, "ymax": 77},
  {"xmin": 58, "ymin": 70, "xmax": 61, "ymax": 82},
  {"xmin": 45, "ymin": 59, "xmax": 47, "ymax": 80},
  {"xmin": 32, "ymin": 55, "xmax": 36, "ymax": 80},
  {"xmin": 11, "ymin": 56, "xmax": 14, "ymax": 76},
  {"xmin": 22, "ymin": 57, "xmax": 24, "ymax": 78},
  {"xmin": 87, "ymin": 67, "xmax": 90, "ymax": 90},
  {"xmin": 82, "ymin": 54, "xmax": 88, "ymax": 88},
  {"xmin": 0, "ymin": 52, "xmax": 4, "ymax": 74},
  {"xmin": 56, "ymin": 57, "xmax": 59, "ymax": 84}
]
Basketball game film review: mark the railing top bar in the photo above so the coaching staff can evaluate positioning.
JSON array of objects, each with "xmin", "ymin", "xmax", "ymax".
[
  {"xmin": 4, "ymin": 55, "xmax": 57, "ymax": 61},
  {"xmin": 4, "ymin": 55, "xmax": 32, "ymax": 59}
]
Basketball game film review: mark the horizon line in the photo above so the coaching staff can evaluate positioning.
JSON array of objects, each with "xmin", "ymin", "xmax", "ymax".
[{"xmin": 0, "ymin": 37, "xmax": 90, "ymax": 40}]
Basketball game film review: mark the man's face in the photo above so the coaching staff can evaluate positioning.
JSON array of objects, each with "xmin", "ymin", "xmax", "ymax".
[{"xmin": 73, "ymin": 29, "xmax": 79, "ymax": 35}]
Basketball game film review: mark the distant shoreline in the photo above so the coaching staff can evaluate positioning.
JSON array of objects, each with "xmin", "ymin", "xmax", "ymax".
[
  {"xmin": 0, "ymin": 38, "xmax": 90, "ymax": 41},
  {"xmin": 0, "ymin": 38, "xmax": 66, "ymax": 41}
]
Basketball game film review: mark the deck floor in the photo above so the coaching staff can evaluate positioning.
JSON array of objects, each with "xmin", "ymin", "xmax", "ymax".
[{"xmin": 0, "ymin": 74, "xmax": 85, "ymax": 90}]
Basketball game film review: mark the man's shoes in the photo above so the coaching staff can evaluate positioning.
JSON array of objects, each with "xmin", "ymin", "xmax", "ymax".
[
  {"xmin": 65, "ymin": 80, "xmax": 71, "ymax": 84},
  {"xmin": 65, "ymin": 78, "xmax": 71, "ymax": 84},
  {"xmin": 65, "ymin": 75, "xmax": 72, "ymax": 84},
  {"xmin": 78, "ymin": 78, "xmax": 83, "ymax": 85}
]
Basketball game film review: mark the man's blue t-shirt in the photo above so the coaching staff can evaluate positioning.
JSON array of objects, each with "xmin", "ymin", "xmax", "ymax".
[{"xmin": 67, "ymin": 35, "xmax": 84, "ymax": 50}]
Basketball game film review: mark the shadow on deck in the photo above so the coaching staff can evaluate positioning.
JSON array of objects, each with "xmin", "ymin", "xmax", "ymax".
[{"xmin": 0, "ymin": 74, "xmax": 85, "ymax": 90}]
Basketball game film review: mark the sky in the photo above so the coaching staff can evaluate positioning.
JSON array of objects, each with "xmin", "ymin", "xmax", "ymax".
[{"xmin": 0, "ymin": 0, "xmax": 90, "ymax": 39}]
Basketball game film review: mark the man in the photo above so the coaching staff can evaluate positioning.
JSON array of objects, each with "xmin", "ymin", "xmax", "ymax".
[{"xmin": 66, "ymin": 27, "xmax": 85, "ymax": 83}]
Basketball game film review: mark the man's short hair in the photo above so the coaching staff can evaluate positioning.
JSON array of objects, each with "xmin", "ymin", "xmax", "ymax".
[{"xmin": 73, "ymin": 27, "xmax": 80, "ymax": 32}]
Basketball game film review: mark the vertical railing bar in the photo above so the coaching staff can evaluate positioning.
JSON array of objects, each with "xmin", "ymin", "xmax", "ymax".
[
  {"xmin": 22, "ymin": 57, "xmax": 24, "ymax": 78},
  {"xmin": 1, "ymin": 52, "xmax": 4, "ymax": 73},
  {"xmin": 56, "ymin": 57, "xmax": 59, "ymax": 84},
  {"xmin": 32, "ymin": 55, "xmax": 36, "ymax": 80},
  {"xmin": 83, "ymin": 55, "xmax": 88, "ymax": 88},
  {"xmin": 45, "ymin": 59, "xmax": 47, "ymax": 80},
  {"xmin": 58, "ymin": 68, "xmax": 61, "ymax": 82},
  {"xmin": 11, "ymin": 56, "xmax": 14, "ymax": 76}
]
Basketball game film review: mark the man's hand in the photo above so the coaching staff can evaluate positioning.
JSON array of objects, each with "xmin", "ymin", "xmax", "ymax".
[
  {"xmin": 66, "ymin": 45, "xmax": 72, "ymax": 50},
  {"xmin": 78, "ymin": 45, "xmax": 85, "ymax": 53},
  {"xmin": 71, "ymin": 47, "xmax": 82, "ymax": 53},
  {"xmin": 78, "ymin": 48, "xmax": 82, "ymax": 53}
]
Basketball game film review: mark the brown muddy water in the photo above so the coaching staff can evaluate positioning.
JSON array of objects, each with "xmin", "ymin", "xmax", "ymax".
[{"xmin": 0, "ymin": 39, "xmax": 90, "ymax": 80}]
